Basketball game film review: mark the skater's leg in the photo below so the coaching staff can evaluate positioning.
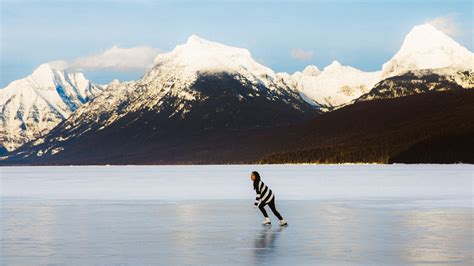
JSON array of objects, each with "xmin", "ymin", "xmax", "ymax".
[
  {"xmin": 258, "ymin": 204, "xmax": 269, "ymax": 218},
  {"xmin": 268, "ymin": 199, "xmax": 283, "ymax": 220}
]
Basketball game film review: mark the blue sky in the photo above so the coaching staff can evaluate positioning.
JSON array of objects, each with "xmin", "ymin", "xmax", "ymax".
[{"xmin": 1, "ymin": 0, "xmax": 472, "ymax": 87}]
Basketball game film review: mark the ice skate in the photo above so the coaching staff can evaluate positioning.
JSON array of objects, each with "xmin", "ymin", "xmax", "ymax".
[{"xmin": 262, "ymin": 217, "xmax": 271, "ymax": 225}]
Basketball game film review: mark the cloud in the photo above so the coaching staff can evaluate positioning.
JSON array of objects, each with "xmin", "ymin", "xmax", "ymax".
[
  {"xmin": 426, "ymin": 14, "xmax": 462, "ymax": 37},
  {"xmin": 47, "ymin": 60, "xmax": 69, "ymax": 71},
  {"xmin": 290, "ymin": 48, "xmax": 314, "ymax": 61},
  {"xmin": 71, "ymin": 45, "xmax": 161, "ymax": 71}
]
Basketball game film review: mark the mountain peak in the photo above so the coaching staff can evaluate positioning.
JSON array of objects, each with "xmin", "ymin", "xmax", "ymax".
[
  {"xmin": 287, "ymin": 60, "xmax": 381, "ymax": 108},
  {"xmin": 302, "ymin": 65, "xmax": 321, "ymax": 76},
  {"xmin": 323, "ymin": 60, "xmax": 344, "ymax": 72},
  {"xmin": 30, "ymin": 63, "xmax": 56, "ymax": 85},
  {"xmin": 402, "ymin": 23, "xmax": 455, "ymax": 51},
  {"xmin": 148, "ymin": 35, "xmax": 273, "ymax": 80},
  {"xmin": 0, "ymin": 62, "xmax": 103, "ymax": 152},
  {"xmin": 329, "ymin": 60, "xmax": 342, "ymax": 68},
  {"xmin": 381, "ymin": 24, "xmax": 474, "ymax": 78},
  {"xmin": 186, "ymin": 34, "xmax": 208, "ymax": 45},
  {"xmin": 411, "ymin": 23, "xmax": 441, "ymax": 34},
  {"xmin": 32, "ymin": 63, "xmax": 54, "ymax": 76},
  {"xmin": 182, "ymin": 35, "xmax": 231, "ymax": 51}
]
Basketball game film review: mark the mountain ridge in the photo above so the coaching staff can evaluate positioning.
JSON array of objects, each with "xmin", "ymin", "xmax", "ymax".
[
  {"xmin": 2, "ymin": 23, "xmax": 474, "ymax": 164},
  {"xmin": 0, "ymin": 63, "xmax": 103, "ymax": 151},
  {"xmin": 3, "ymin": 36, "xmax": 319, "ymax": 162}
]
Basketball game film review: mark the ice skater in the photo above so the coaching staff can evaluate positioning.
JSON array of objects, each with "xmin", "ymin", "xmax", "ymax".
[{"xmin": 251, "ymin": 171, "xmax": 287, "ymax": 226}]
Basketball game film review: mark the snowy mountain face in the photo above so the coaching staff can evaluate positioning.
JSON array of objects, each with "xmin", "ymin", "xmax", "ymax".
[
  {"xmin": 146, "ymin": 35, "xmax": 276, "ymax": 81},
  {"xmin": 287, "ymin": 24, "xmax": 473, "ymax": 109},
  {"xmin": 282, "ymin": 61, "xmax": 381, "ymax": 109},
  {"xmin": 0, "ymin": 64, "xmax": 103, "ymax": 152},
  {"xmin": 382, "ymin": 24, "xmax": 474, "ymax": 79},
  {"xmin": 357, "ymin": 24, "xmax": 474, "ymax": 102},
  {"xmin": 356, "ymin": 68, "xmax": 473, "ymax": 102},
  {"xmin": 64, "ymin": 35, "xmax": 317, "ymax": 132},
  {"xmin": 9, "ymin": 36, "xmax": 319, "ymax": 162}
]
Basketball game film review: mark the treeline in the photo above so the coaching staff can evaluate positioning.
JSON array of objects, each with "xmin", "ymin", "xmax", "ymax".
[
  {"xmin": 259, "ymin": 90, "xmax": 474, "ymax": 164},
  {"xmin": 261, "ymin": 132, "xmax": 474, "ymax": 164}
]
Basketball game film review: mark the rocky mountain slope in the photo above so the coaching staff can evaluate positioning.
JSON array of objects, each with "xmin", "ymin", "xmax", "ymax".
[
  {"xmin": 4, "ymin": 36, "xmax": 318, "ymax": 164},
  {"xmin": 0, "ymin": 64, "xmax": 103, "ymax": 152},
  {"xmin": 357, "ymin": 68, "xmax": 473, "ymax": 102}
]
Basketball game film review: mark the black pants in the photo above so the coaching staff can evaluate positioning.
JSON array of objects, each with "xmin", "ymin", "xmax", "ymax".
[{"xmin": 258, "ymin": 198, "xmax": 283, "ymax": 220}]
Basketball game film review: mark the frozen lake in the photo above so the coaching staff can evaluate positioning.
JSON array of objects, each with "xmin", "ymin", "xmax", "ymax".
[{"xmin": 1, "ymin": 165, "xmax": 473, "ymax": 264}]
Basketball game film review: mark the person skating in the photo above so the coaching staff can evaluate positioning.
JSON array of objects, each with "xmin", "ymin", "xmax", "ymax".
[{"xmin": 251, "ymin": 171, "xmax": 287, "ymax": 226}]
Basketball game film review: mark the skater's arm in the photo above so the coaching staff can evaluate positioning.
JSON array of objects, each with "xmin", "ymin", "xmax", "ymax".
[
  {"xmin": 254, "ymin": 194, "xmax": 260, "ymax": 207},
  {"xmin": 254, "ymin": 181, "xmax": 262, "ymax": 207}
]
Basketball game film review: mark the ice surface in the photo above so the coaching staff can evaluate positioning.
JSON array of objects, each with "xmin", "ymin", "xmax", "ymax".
[
  {"xmin": 1, "ymin": 164, "xmax": 472, "ymax": 202},
  {"xmin": 1, "ymin": 165, "xmax": 472, "ymax": 264}
]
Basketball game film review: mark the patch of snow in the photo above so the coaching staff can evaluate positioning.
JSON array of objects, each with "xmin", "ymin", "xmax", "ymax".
[{"xmin": 51, "ymin": 146, "xmax": 64, "ymax": 155}]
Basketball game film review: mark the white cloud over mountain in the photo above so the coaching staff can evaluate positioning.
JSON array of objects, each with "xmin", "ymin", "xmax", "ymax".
[
  {"xmin": 290, "ymin": 48, "xmax": 314, "ymax": 61},
  {"xmin": 45, "ymin": 46, "xmax": 162, "ymax": 72},
  {"xmin": 47, "ymin": 60, "xmax": 69, "ymax": 71},
  {"xmin": 71, "ymin": 45, "xmax": 161, "ymax": 71},
  {"xmin": 426, "ymin": 14, "xmax": 462, "ymax": 37}
]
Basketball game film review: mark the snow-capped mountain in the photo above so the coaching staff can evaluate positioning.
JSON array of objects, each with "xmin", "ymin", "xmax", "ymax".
[
  {"xmin": 0, "ymin": 63, "xmax": 103, "ymax": 152},
  {"xmin": 8, "ymin": 35, "xmax": 318, "ymax": 163},
  {"xmin": 147, "ymin": 35, "xmax": 275, "ymax": 81},
  {"xmin": 382, "ymin": 24, "xmax": 474, "ymax": 79},
  {"xmin": 287, "ymin": 24, "xmax": 473, "ymax": 109},
  {"xmin": 59, "ymin": 35, "xmax": 317, "ymax": 133},
  {"xmin": 357, "ymin": 24, "xmax": 474, "ymax": 102},
  {"xmin": 284, "ymin": 61, "xmax": 381, "ymax": 109}
]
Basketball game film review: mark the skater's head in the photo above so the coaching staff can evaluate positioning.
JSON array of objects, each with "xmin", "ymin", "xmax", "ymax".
[
  {"xmin": 251, "ymin": 171, "xmax": 260, "ymax": 182},
  {"xmin": 251, "ymin": 171, "xmax": 261, "ymax": 190}
]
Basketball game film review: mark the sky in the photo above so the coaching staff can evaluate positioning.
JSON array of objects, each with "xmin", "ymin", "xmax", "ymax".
[{"xmin": 1, "ymin": 0, "xmax": 472, "ymax": 87}]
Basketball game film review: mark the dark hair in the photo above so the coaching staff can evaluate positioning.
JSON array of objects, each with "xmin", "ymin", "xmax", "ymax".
[{"xmin": 252, "ymin": 171, "xmax": 261, "ymax": 190}]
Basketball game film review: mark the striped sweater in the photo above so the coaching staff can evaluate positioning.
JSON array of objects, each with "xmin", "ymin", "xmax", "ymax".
[{"xmin": 254, "ymin": 180, "xmax": 274, "ymax": 207}]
